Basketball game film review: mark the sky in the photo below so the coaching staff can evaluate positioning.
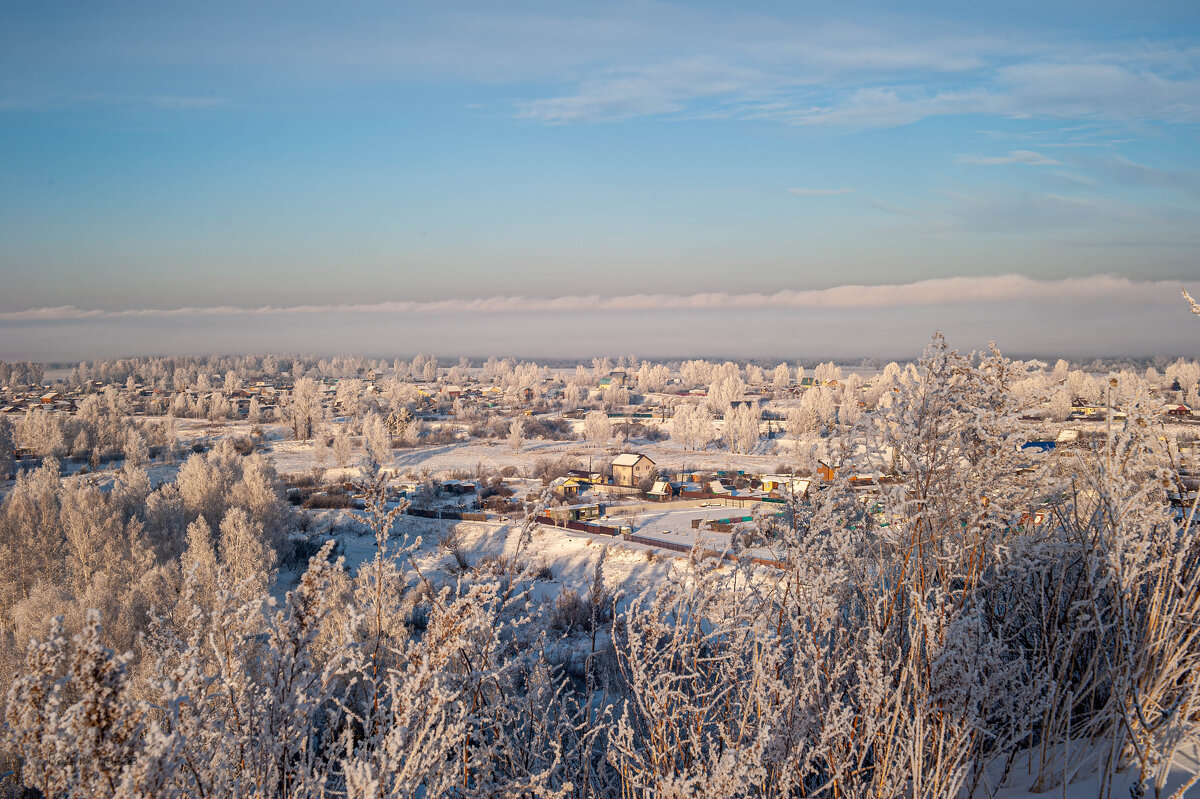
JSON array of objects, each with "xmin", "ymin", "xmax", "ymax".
[{"xmin": 2, "ymin": 0, "xmax": 1200, "ymax": 361}]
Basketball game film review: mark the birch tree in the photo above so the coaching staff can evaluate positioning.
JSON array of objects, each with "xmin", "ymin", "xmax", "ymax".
[
  {"xmin": 583, "ymin": 410, "xmax": 611, "ymax": 445},
  {"xmin": 287, "ymin": 377, "xmax": 323, "ymax": 440}
]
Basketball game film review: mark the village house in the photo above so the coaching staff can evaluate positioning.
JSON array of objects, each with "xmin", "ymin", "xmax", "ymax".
[
  {"xmin": 611, "ymin": 452, "xmax": 655, "ymax": 488},
  {"xmin": 565, "ymin": 469, "xmax": 606, "ymax": 485},
  {"xmin": 550, "ymin": 476, "xmax": 583, "ymax": 498},
  {"xmin": 760, "ymin": 475, "xmax": 810, "ymax": 495},
  {"xmin": 547, "ymin": 503, "xmax": 602, "ymax": 523},
  {"xmin": 647, "ymin": 480, "xmax": 674, "ymax": 501}
]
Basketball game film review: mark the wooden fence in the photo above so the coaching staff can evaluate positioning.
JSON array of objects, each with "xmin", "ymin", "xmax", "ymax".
[
  {"xmin": 534, "ymin": 515, "xmax": 622, "ymax": 537},
  {"xmin": 622, "ymin": 533, "xmax": 788, "ymax": 570},
  {"xmin": 406, "ymin": 508, "xmax": 488, "ymax": 522},
  {"xmin": 532, "ymin": 514, "xmax": 786, "ymax": 568},
  {"xmin": 675, "ymin": 491, "xmax": 783, "ymax": 508}
]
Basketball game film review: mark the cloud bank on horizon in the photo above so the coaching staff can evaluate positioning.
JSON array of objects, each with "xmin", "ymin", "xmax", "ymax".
[
  {"xmin": 2, "ymin": 275, "xmax": 1197, "ymax": 362},
  {"xmin": 1, "ymin": 2, "xmax": 1199, "ymax": 359},
  {"xmin": 0, "ymin": 274, "xmax": 1190, "ymax": 321}
]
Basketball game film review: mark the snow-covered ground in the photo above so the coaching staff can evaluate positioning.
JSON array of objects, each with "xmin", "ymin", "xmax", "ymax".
[
  {"xmin": 265, "ymin": 433, "xmax": 801, "ymax": 481},
  {"xmin": 604, "ymin": 505, "xmax": 782, "ymax": 560},
  {"xmin": 991, "ymin": 743, "xmax": 1200, "ymax": 798},
  {"xmin": 290, "ymin": 511, "xmax": 676, "ymax": 609}
]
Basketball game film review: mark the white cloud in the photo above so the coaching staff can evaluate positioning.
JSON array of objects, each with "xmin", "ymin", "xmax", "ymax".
[
  {"xmin": 10, "ymin": 5, "xmax": 1198, "ymax": 131},
  {"xmin": 516, "ymin": 57, "xmax": 767, "ymax": 124},
  {"xmin": 0, "ymin": 275, "xmax": 1183, "ymax": 322},
  {"xmin": 956, "ymin": 150, "xmax": 1061, "ymax": 166},
  {"xmin": 784, "ymin": 86, "xmax": 1001, "ymax": 128},
  {"xmin": 799, "ymin": 58, "xmax": 1200, "ymax": 130},
  {"xmin": 0, "ymin": 91, "xmax": 231, "ymax": 112},
  {"xmin": 940, "ymin": 189, "xmax": 1145, "ymax": 233},
  {"xmin": 1049, "ymin": 170, "xmax": 1099, "ymax": 188},
  {"xmin": 996, "ymin": 60, "xmax": 1200, "ymax": 123},
  {"xmin": 788, "ymin": 187, "xmax": 857, "ymax": 196},
  {"xmin": 1079, "ymin": 154, "xmax": 1200, "ymax": 198},
  {"xmin": 861, "ymin": 196, "xmax": 932, "ymax": 217}
]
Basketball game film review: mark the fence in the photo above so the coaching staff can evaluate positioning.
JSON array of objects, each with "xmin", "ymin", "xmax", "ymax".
[
  {"xmin": 676, "ymin": 491, "xmax": 767, "ymax": 508},
  {"xmin": 622, "ymin": 533, "xmax": 787, "ymax": 570},
  {"xmin": 534, "ymin": 515, "xmax": 622, "ymax": 537},
  {"xmin": 531, "ymin": 513, "xmax": 787, "ymax": 568},
  {"xmin": 406, "ymin": 508, "xmax": 488, "ymax": 522}
]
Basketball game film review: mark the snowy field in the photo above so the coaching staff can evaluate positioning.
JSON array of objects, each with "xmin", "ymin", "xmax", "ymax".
[
  {"xmin": 605, "ymin": 505, "xmax": 781, "ymax": 559},
  {"xmin": 291, "ymin": 511, "xmax": 675, "ymax": 606},
  {"xmin": 265, "ymin": 432, "xmax": 812, "ymax": 481},
  {"xmin": 175, "ymin": 414, "xmax": 1147, "ymax": 485}
]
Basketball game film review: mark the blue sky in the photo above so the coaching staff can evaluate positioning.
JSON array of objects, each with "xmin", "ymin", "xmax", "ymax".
[{"xmin": 2, "ymin": 1, "xmax": 1200, "ymax": 359}]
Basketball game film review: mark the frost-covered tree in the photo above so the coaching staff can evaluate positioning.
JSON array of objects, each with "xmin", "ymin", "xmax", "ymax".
[
  {"xmin": 813, "ymin": 360, "xmax": 842, "ymax": 383},
  {"xmin": 219, "ymin": 507, "xmax": 274, "ymax": 597},
  {"xmin": 669, "ymin": 403, "xmax": 694, "ymax": 451},
  {"xmin": 508, "ymin": 417, "xmax": 527, "ymax": 453},
  {"xmin": 679, "ymin": 359, "xmax": 713, "ymax": 387},
  {"xmin": 20, "ymin": 408, "xmax": 66, "ymax": 458},
  {"xmin": 839, "ymin": 394, "xmax": 862, "ymax": 427},
  {"xmin": 789, "ymin": 386, "xmax": 836, "ymax": 439},
  {"xmin": 706, "ymin": 362, "xmax": 744, "ymax": 413},
  {"xmin": 336, "ymin": 378, "xmax": 366, "ymax": 421},
  {"xmin": 180, "ymin": 515, "xmax": 219, "ymax": 608},
  {"xmin": 124, "ymin": 428, "xmax": 149, "ymax": 468},
  {"xmin": 383, "ymin": 379, "xmax": 419, "ymax": 414},
  {"xmin": 671, "ymin": 403, "xmax": 712, "ymax": 451},
  {"xmin": 286, "ymin": 377, "xmax": 324, "ymax": 440},
  {"xmin": 229, "ymin": 454, "xmax": 289, "ymax": 551},
  {"xmin": 332, "ymin": 424, "xmax": 354, "ymax": 468},
  {"xmin": 362, "ymin": 411, "xmax": 392, "ymax": 468},
  {"xmin": 4, "ymin": 612, "xmax": 150, "ymax": 797},
  {"xmin": 812, "ymin": 386, "xmax": 838, "ymax": 430},
  {"xmin": 1051, "ymin": 357, "xmax": 1070, "ymax": 383},
  {"xmin": 863, "ymin": 361, "xmax": 899, "ymax": 408},
  {"xmin": 413, "ymin": 353, "xmax": 439, "ymax": 382},
  {"xmin": 635, "ymin": 361, "xmax": 670, "ymax": 393},
  {"xmin": 446, "ymin": 357, "xmax": 469, "ymax": 386},
  {"xmin": 207, "ymin": 390, "xmax": 232, "ymax": 421},
  {"xmin": 1184, "ymin": 285, "xmax": 1200, "ymax": 316},
  {"xmin": 602, "ymin": 386, "xmax": 630, "ymax": 411},
  {"xmin": 1066, "ymin": 368, "xmax": 1101, "ymax": 404},
  {"xmin": 71, "ymin": 428, "xmax": 92, "ymax": 460},
  {"xmin": 384, "ymin": 406, "xmax": 413, "ymax": 438},
  {"xmin": 1046, "ymin": 385, "xmax": 1073, "ymax": 420},
  {"xmin": 771, "ymin": 362, "xmax": 790, "ymax": 392},
  {"xmin": 312, "ymin": 424, "xmax": 330, "ymax": 464},
  {"xmin": 0, "ymin": 416, "xmax": 14, "ymax": 479},
  {"xmin": 478, "ymin": 355, "xmax": 499, "ymax": 383},
  {"xmin": 722, "ymin": 403, "xmax": 760, "ymax": 454},
  {"xmin": 785, "ymin": 403, "xmax": 818, "ymax": 441},
  {"xmin": 583, "ymin": 410, "xmax": 612, "ymax": 445},
  {"xmin": 591, "ymin": 356, "xmax": 612, "ymax": 380},
  {"xmin": 173, "ymin": 441, "xmax": 289, "ymax": 553}
]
